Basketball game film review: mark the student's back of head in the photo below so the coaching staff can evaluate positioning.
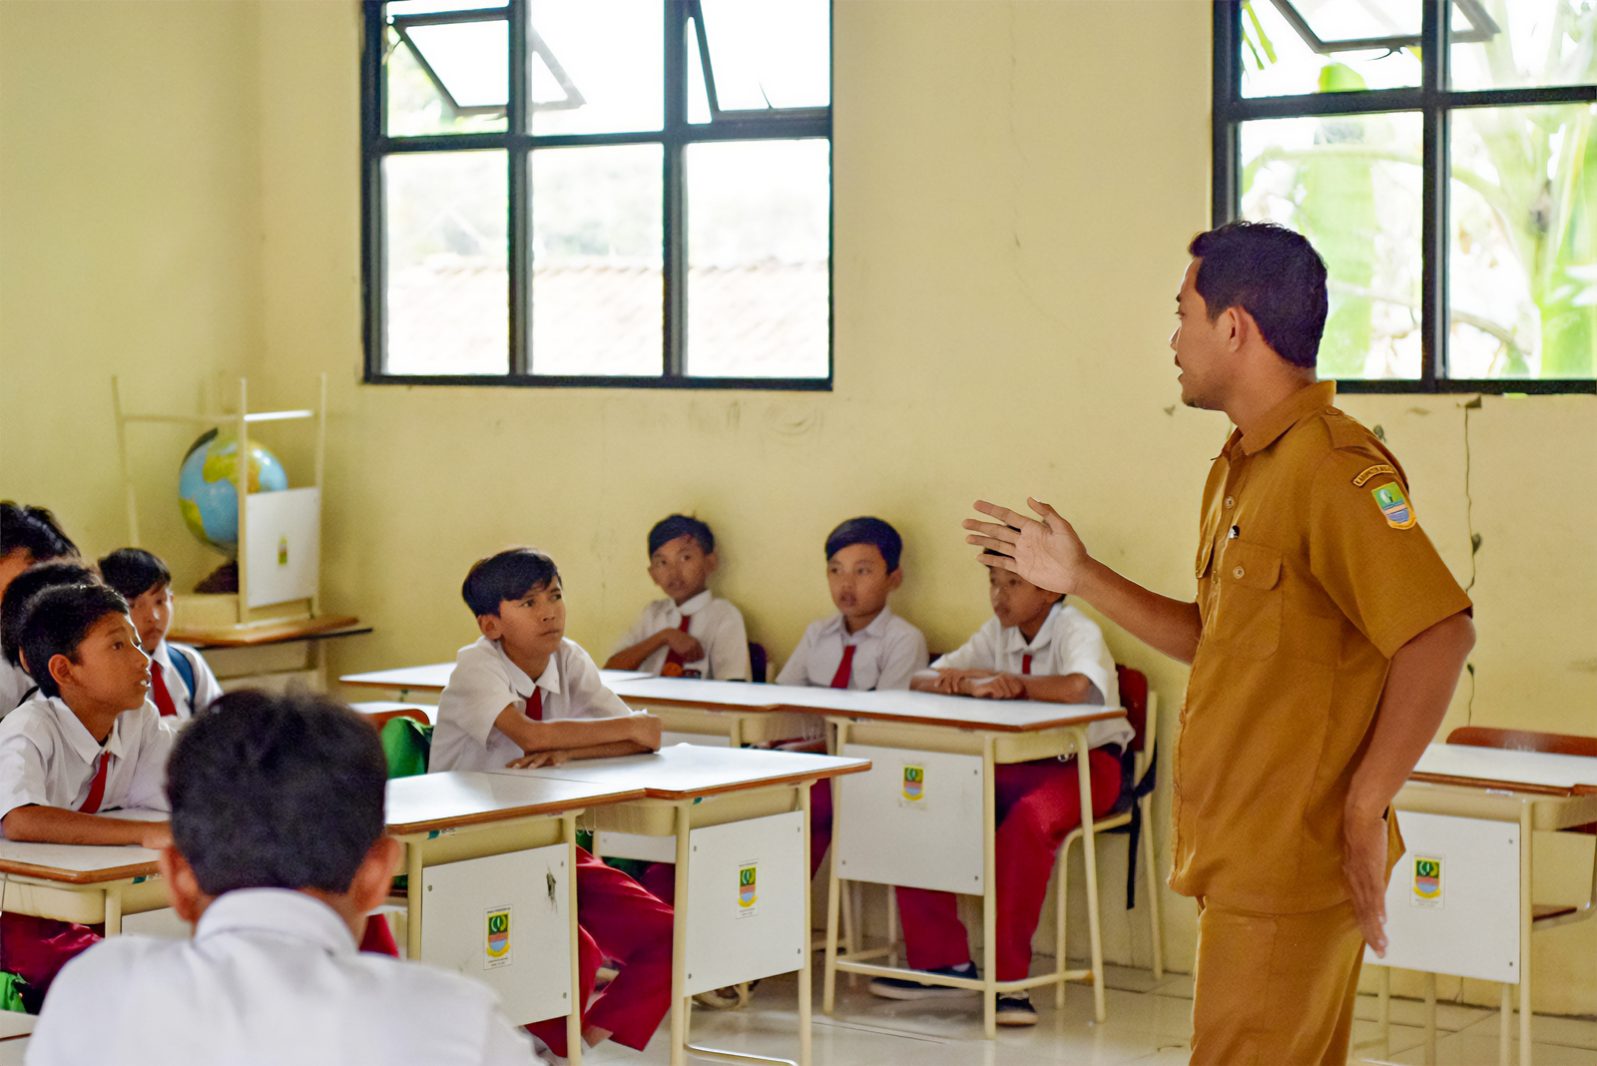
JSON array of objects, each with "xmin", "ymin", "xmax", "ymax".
[
  {"xmin": 168, "ymin": 689, "xmax": 387, "ymax": 895},
  {"xmin": 0, "ymin": 502, "xmax": 77, "ymax": 565}
]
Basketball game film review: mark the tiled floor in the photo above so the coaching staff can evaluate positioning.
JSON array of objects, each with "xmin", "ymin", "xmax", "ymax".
[{"xmin": 583, "ymin": 963, "xmax": 1597, "ymax": 1065}]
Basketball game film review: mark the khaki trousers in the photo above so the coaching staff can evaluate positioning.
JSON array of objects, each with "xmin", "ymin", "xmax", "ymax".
[{"xmin": 1190, "ymin": 898, "xmax": 1365, "ymax": 1066}]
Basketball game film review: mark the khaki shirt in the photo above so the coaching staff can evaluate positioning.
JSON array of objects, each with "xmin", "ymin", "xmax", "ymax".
[{"xmin": 1172, "ymin": 381, "xmax": 1472, "ymax": 913}]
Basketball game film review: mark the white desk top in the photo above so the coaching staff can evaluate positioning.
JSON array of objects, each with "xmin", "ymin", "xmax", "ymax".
[
  {"xmin": 0, "ymin": 811, "xmax": 165, "ymax": 884},
  {"xmin": 1413, "ymin": 743, "xmax": 1597, "ymax": 796},
  {"xmin": 610, "ymin": 676, "xmax": 788, "ymax": 710},
  {"xmin": 0, "ymin": 1012, "xmax": 33, "ymax": 1040},
  {"xmin": 386, "ymin": 771, "xmax": 645, "ymax": 835},
  {"xmin": 343, "ymin": 663, "xmax": 649, "ymax": 693},
  {"xmin": 495, "ymin": 743, "xmax": 870, "ymax": 799}
]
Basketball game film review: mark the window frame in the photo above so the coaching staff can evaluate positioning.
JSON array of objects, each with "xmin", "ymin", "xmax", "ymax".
[
  {"xmin": 1212, "ymin": 1, "xmax": 1597, "ymax": 395},
  {"xmin": 360, "ymin": 0, "xmax": 835, "ymax": 391}
]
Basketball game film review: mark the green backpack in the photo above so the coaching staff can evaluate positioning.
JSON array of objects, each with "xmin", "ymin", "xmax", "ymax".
[{"xmin": 379, "ymin": 717, "xmax": 432, "ymax": 779}]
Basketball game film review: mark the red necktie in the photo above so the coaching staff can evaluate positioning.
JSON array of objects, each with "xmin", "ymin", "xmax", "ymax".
[
  {"xmin": 1021, "ymin": 653, "xmax": 1033, "ymax": 676},
  {"xmin": 829, "ymin": 644, "xmax": 857, "ymax": 689},
  {"xmin": 80, "ymin": 751, "xmax": 111, "ymax": 814},
  {"xmin": 150, "ymin": 660, "xmax": 178, "ymax": 717},
  {"xmin": 663, "ymin": 615, "xmax": 693, "ymax": 676},
  {"xmin": 524, "ymin": 688, "xmax": 543, "ymax": 721}
]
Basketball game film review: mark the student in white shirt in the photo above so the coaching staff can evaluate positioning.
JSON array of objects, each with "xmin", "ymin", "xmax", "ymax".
[
  {"xmin": 0, "ymin": 504, "xmax": 80, "ymax": 716},
  {"xmin": 0, "ymin": 561, "xmax": 97, "ymax": 714},
  {"xmin": 605, "ymin": 514, "xmax": 751, "ymax": 680},
  {"xmin": 871, "ymin": 564, "xmax": 1130, "ymax": 1026},
  {"xmin": 28, "ymin": 688, "xmax": 536, "ymax": 1065},
  {"xmin": 98, "ymin": 549, "xmax": 222, "ymax": 719},
  {"xmin": 0, "ymin": 583, "xmax": 174, "ymax": 1009},
  {"xmin": 431, "ymin": 547, "xmax": 672, "ymax": 1059}
]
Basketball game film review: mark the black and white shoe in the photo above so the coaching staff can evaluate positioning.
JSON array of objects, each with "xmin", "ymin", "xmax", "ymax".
[
  {"xmin": 995, "ymin": 991, "xmax": 1038, "ymax": 1026},
  {"xmin": 867, "ymin": 962, "xmax": 980, "ymax": 1000}
]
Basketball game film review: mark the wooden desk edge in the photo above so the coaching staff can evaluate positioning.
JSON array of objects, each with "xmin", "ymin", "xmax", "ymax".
[
  {"xmin": 0, "ymin": 858, "xmax": 159, "ymax": 884},
  {"xmin": 342, "ymin": 678, "xmax": 446, "ymax": 693},
  {"xmin": 779, "ymin": 704, "xmax": 1127, "ymax": 733},
  {"xmin": 629, "ymin": 759, "xmax": 871, "ymax": 802},
  {"xmin": 619, "ymin": 695, "xmax": 783, "ymax": 713},
  {"xmin": 172, "ymin": 615, "xmax": 365, "ymax": 647},
  {"xmin": 386, "ymin": 789, "xmax": 646, "ymax": 836},
  {"xmin": 1408, "ymin": 771, "xmax": 1579, "ymax": 798}
]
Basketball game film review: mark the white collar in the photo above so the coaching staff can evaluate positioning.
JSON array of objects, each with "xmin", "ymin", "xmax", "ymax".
[
  {"xmin": 819, "ymin": 605, "xmax": 896, "ymax": 642},
  {"xmin": 195, "ymin": 888, "xmax": 358, "ymax": 955},
  {"xmin": 490, "ymin": 637, "xmax": 564, "ymax": 698},
  {"xmin": 670, "ymin": 589, "xmax": 714, "ymax": 617},
  {"xmin": 40, "ymin": 695, "xmax": 117, "ymax": 764},
  {"xmin": 1000, "ymin": 601, "xmax": 1066, "ymax": 656}
]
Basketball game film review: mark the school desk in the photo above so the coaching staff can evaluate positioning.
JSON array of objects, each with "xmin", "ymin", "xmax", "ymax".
[
  {"xmin": 341, "ymin": 663, "xmax": 649, "ymax": 701},
  {"xmin": 498, "ymin": 743, "xmax": 870, "ymax": 1066},
  {"xmin": 0, "ymin": 1011, "xmax": 31, "ymax": 1065},
  {"xmin": 0, "ymin": 810, "xmax": 170, "ymax": 933},
  {"xmin": 171, "ymin": 615, "xmax": 370, "ymax": 691},
  {"xmin": 766, "ymin": 688, "xmax": 1129, "ymax": 1038},
  {"xmin": 385, "ymin": 770, "xmax": 645, "ymax": 1061},
  {"xmin": 1369, "ymin": 743, "xmax": 1597, "ymax": 1066},
  {"xmin": 607, "ymin": 676, "xmax": 818, "ymax": 748}
]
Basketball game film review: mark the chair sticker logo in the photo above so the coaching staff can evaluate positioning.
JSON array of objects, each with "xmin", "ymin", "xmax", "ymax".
[{"xmin": 485, "ymin": 907, "xmax": 513, "ymax": 967}]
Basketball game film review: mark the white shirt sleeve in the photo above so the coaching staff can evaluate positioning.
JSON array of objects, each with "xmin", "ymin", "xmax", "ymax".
[
  {"xmin": 612, "ymin": 607, "xmax": 655, "ymax": 657},
  {"xmin": 1052, "ymin": 613, "xmax": 1112, "ymax": 705},
  {"xmin": 436, "ymin": 654, "xmax": 518, "ymax": 748},
  {"xmin": 121, "ymin": 711, "xmax": 176, "ymax": 812},
  {"xmin": 0, "ymin": 726, "xmax": 51, "ymax": 826},
  {"xmin": 775, "ymin": 624, "xmax": 815, "ymax": 686},
  {"xmin": 561, "ymin": 646, "xmax": 632, "ymax": 720},
  {"xmin": 874, "ymin": 622, "xmax": 930, "ymax": 691},
  {"xmin": 705, "ymin": 602, "xmax": 750, "ymax": 681},
  {"xmin": 477, "ymin": 1001, "xmax": 541, "ymax": 1064},
  {"xmin": 930, "ymin": 628, "xmax": 989, "ymax": 672}
]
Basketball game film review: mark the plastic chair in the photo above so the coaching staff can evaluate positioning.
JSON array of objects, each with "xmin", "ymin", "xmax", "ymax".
[{"xmin": 1054, "ymin": 664, "xmax": 1165, "ymax": 1003}]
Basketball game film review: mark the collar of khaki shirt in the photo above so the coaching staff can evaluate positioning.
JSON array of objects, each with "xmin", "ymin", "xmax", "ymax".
[
  {"xmin": 196, "ymin": 888, "xmax": 357, "ymax": 955},
  {"xmin": 1229, "ymin": 379, "xmax": 1338, "ymax": 458}
]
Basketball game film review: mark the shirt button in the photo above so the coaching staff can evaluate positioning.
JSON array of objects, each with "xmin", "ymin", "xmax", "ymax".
[
  {"xmin": 1232, "ymin": 566, "xmax": 1245, "ymax": 579},
  {"xmin": 1224, "ymin": 495, "xmax": 1235, "ymax": 508}
]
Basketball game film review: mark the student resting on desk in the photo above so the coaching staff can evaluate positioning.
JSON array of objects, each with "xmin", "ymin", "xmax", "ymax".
[
  {"xmin": 869, "ymin": 559, "xmax": 1131, "ymax": 1026},
  {"xmin": 0, "ymin": 503, "xmax": 80, "ymax": 716},
  {"xmin": 98, "ymin": 549, "xmax": 222, "ymax": 720},
  {"xmin": 775, "ymin": 516, "xmax": 929, "ymax": 876},
  {"xmin": 27, "ymin": 688, "xmax": 537, "ymax": 1065},
  {"xmin": 605, "ymin": 514, "xmax": 750, "ymax": 680},
  {"xmin": 0, "ymin": 583, "xmax": 175, "ymax": 1011},
  {"xmin": 431, "ymin": 547, "xmax": 673, "ymax": 1059},
  {"xmin": 0, "ymin": 562, "xmax": 98, "ymax": 713}
]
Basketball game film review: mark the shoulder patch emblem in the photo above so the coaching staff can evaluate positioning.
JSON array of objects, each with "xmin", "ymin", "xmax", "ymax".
[
  {"xmin": 1352, "ymin": 463, "xmax": 1398, "ymax": 487},
  {"xmin": 1371, "ymin": 482, "xmax": 1417, "ymax": 529}
]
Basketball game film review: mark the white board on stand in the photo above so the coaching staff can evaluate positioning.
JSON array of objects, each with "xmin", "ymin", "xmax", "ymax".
[{"xmin": 244, "ymin": 487, "xmax": 320, "ymax": 608}]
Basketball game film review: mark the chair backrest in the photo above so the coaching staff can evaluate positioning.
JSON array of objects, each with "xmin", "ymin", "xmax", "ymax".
[
  {"xmin": 364, "ymin": 707, "xmax": 432, "ymax": 731},
  {"xmin": 1447, "ymin": 726, "xmax": 1597, "ymax": 835},
  {"xmin": 1115, "ymin": 664, "xmax": 1152, "ymax": 754},
  {"xmin": 748, "ymin": 642, "xmax": 769, "ymax": 683},
  {"xmin": 379, "ymin": 716, "xmax": 433, "ymax": 779}
]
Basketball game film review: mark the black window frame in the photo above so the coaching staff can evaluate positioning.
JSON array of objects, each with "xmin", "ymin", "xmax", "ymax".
[
  {"xmin": 361, "ymin": 0, "xmax": 835, "ymax": 391},
  {"xmin": 1212, "ymin": 0, "xmax": 1597, "ymax": 395}
]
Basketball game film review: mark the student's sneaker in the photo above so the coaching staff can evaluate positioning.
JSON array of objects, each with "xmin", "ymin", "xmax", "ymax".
[
  {"xmin": 694, "ymin": 981, "xmax": 757, "ymax": 1009},
  {"xmin": 867, "ymin": 962, "xmax": 980, "ymax": 1000},
  {"xmin": 995, "ymin": 991, "xmax": 1038, "ymax": 1026}
]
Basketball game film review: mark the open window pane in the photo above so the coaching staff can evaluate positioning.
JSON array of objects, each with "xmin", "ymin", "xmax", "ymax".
[
  {"xmin": 1241, "ymin": 0, "xmax": 1422, "ymax": 97},
  {"xmin": 684, "ymin": 140, "xmax": 829, "ymax": 379},
  {"xmin": 1451, "ymin": 0, "xmax": 1597, "ymax": 91},
  {"xmin": 383, "ymin": 151, "xmax": 508, "ymax": 375},
  {"xmin": 1240, "ymin": 113, "xmax": 1425, "ymax": 380},
  {"xmin": 1449, "ymin": 103, "xmax": 1597, "ymax": 380},
  {"xmin": 530, "ymin": 145, "xmax": 664, "ymax": 376},
  {"xmin": 385, "ymin": 25, "xmax": 508, "ymax": 136},
  {"xmin": 699, "ymin": 0, "xmax": 829, "ymax": 111},
  {"xmin": 527, "ymin": 0, "xmax": 662, "ymax": 134}
]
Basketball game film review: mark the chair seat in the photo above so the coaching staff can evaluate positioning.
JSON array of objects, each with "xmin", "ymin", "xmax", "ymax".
[{"xmin": 1062, "ymin": 810, "xmax": 1133, "ymax": 844}]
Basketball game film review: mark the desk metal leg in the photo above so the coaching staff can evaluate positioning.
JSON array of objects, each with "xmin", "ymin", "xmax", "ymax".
[
  {"xmin": 564, "ymin": 814, "xmax": 582, "ymax": 1066},
  {"xmin": 1075, "ymin": 728, "xmax": 1106, "ymax": 1024},
  {"xmin": 1377, "ymin": 966, "xmax": 1391, "ymax": 1058},
  {"xmin": 671, "ymin": 803, "xmax": 691, "ymax": 1066},
  {"xmin": 405, "ymin": 840, "xmax": 423, "ymax": 960},
  {"xmin": 1500, "ymin": 982, "xmax": 1512, "ymax": 1066},
  {"xmin": 982, "ymin": 736, "xmax": 997, "ymax": 1039},
  {"xmin": 822, "ymin": 725, "xmax": 847, "ymax": 1017},
  {"xmin": 1423, "ymin": 971, "xmax": 1438, "ymax": 1066},
  {"xmin": 103, "ymin": 887, "xmax": 122, "ymax": 936},
  {"xmin": 798, "ymin": 782, "xmax": 813, "ymax": 1066},
  {"xmin": 1519, "ymin": 803, "xmax": 1533, "ymax": 1066}
]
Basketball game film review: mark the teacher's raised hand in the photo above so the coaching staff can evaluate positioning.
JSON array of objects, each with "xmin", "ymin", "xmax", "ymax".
[{"xmin": 963, "ymin": 498, "xmax": 1091, "ymax": 596}]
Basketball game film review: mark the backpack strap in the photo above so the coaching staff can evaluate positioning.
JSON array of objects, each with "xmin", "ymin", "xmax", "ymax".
[{"xmin": 167, "ymin": 644, "xmax": 198, "ymax": 702}]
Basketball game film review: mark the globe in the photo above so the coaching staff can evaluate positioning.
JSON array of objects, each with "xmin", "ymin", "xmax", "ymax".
[{"xmin": 178, "ymin": 429, "xmax": 289, "ymax": 555}]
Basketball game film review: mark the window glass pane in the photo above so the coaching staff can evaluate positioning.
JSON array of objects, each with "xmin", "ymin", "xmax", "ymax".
[
  {"xmin": 383, "ymin": 151, "xmax": 508, "ymax": 375},
  {"xmin": 1451, "ymin": 0, "xmax": 1597, "ymax": 91},
  {"xmin": 1240, "ymin": 114, "xmax": 1425, "ymax": 380},
  {"xmin": 530, "ymin": 145, "xmax": 664, "ymax": 376},
  {"xmin": 387, "ymin": 0, "xmax": 505, "ymax": 16},
  {"xmin": 687, "ymin": 18, "xmax": 711, "ymax": 125},
  {"xmin": 684, "ymin": 140, "xmax": 829, "ymax": 379},
  {"xmin": 1241, "ymin": 0, "xmax": 1421, "ymax": 97},
  {"xmin": 1449, "ymin": 104, "xmax": 1597, "ymax": 380},
  {"xmin": 385, "ymin": 25, "xmax": 508, "ymax": 136},
  {"xmin": 700, "ymin": 0, "xmax": 830, "ymax": 111},
  {"xmin": 528, "ymin": 0, "xmax": 662, "ymax": 135}
]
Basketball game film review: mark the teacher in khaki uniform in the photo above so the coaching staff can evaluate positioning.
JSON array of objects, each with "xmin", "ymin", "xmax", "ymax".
[{"xmin": 967, "ymin": 221, "xmax": 1475, "ymax": 1065}]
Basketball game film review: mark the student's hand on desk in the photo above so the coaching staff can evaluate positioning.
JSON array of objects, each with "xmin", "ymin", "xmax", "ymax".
[
  {"xmin": 967, "ymin": 674, "xmax": 1026, "ymax": 700},
  {"xmin": 507, "ymin": 750, "xmax": 570, "ymax": 770},
  {"xmin": 140, "ymin": 823, "xmax": 173, "ymax": 850},
  {"xmin": 658, "ymin": 628, "xmax": 705, "ymax": 662},
  {"xmin": 1342, "ymin": 807, "xmax": 1389, "ymax": 956},
  {"xmin": 965, "ymin": 498, "xmax": 1090, "ymax": 596}
]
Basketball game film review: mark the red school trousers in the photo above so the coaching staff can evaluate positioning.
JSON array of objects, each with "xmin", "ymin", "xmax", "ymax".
[
  {"xmin": 528, "ymin": 846, "xmax": 674, "ymax": 1057},
  {"xmin": 0, "ymin": 913, "xmax": 101, "ymax": 1009},
  {"xmin": 894, "ymin": 748, "xmax": 1122, "ymax": 982}
]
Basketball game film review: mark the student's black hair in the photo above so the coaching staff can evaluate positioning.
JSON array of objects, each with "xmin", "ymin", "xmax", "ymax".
[
  {"xmin": 18, "ymin": 583, "xmax": 130, "ymax": 699},
  {"xmin": 647, "ymin": 514, "xmax": 715, "ymax": 558},
  {"xmin": 1, "ymin": 562, "xmax": 98, "ymax": 667},
  {"xmin": 96, "ymin": 548, "xmax": 172, "ymax": 603},
  {"xmin": 0, "ymin": 502, "xmax": 78, "ymax": 565},
  {"xmin": 462, "ymin": 547, "xmax": 561, "ymax": 617},
  {"xmin": 825, "ymin": 517, "xmax": 904, "ymax": 573},
  {"xmin": 1187, "ymin": 221, "xmax": 1328, "ymax": 370},
  {"xmin": 166, "ymin": 689, "xmax": 388, "ymax": 896}
]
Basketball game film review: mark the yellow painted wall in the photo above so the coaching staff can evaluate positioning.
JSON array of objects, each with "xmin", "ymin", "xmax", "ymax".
[{"xmin": 4, "ymin": 0, "xmax": 1595, "ymax": 1017}]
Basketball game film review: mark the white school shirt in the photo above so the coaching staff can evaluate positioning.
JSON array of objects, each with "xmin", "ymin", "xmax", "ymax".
[
  {"xmin": 776, "ymin": 606, "xmax": 929, "ymax": 691},
  {"xmin": 26, "ymin": 888, "xmax": 535, "ymax": 1066},
  {"xmin": 0, "ymin": 661, "xmax": 34, "ymax": 716},
  {"xmin": 431, "ymin": 636, "xmax": 635, "ymax": 774},
  {"xmin": 932, "ymin": 602, "xmax": 1133, "ymax": 751},
  {"xmin": 150, "ymin": 639, "xmax": 223, "ymax": 719},
  {"xmin": 0, "ymin": 695, "xmax": 175, "ymax": 825},
  {"xmin": 612, "ymin": 589, "xmax": 751, "ymax": 680}
]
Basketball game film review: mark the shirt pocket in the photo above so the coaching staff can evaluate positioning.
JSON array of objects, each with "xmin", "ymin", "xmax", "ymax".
[{"xmin": 1211, "ymin": 539, "xmax": 1283, "ymax": 660}]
